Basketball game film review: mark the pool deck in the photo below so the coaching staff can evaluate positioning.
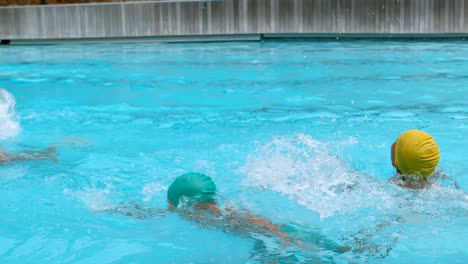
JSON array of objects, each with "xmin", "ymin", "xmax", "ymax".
[{"xmin": 1, "ymin": 0, "xmax": 468, "ymax": 44}]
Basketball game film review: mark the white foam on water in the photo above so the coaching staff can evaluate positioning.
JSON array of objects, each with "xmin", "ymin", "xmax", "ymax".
[
  {"xmin": 141, "ymin": 182, "xmax": 167, "ymax": 202},
  {"xmin": 240, "ymin": 134, "xmax": 399, "ymax": 219},
  {"xmin": 0, "ymin": 89, "xmax": 20, "ymax": 140}
]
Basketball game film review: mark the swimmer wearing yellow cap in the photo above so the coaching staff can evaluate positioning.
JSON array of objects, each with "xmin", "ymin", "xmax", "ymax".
[{"xmin": 390, "ymin": 129, "xmax": 440, "ymax": 189}]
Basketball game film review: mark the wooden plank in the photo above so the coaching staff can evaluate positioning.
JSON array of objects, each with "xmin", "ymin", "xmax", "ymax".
[
  {"xmin": 233, "ymin": 0, "xmax": 239, "ymax": 34},
  {"xmin": 326, "ymin": 0, "xmax": 332, "ymax": 32},
  {"xmin": 465, "ymin": 0, "xmax": 468, "ymax": 32},
  {"xmin": 381, "ymin": 0, "xmax": 387, "ymax": 33},
  {"xmin": 425, "ymin": 0, "xmax": 430, "ymax": 33},
  {"xmin": 453, "ymin": 0, "xmax": 459, "ymax": 32},
  {"xmin": 373, "ymin": 0, "xmax": 379, "ymax": 33},
  {"xmin": 413, "ymin": 0, "xmax": 419, "ymax": 33},
  {"xmin": 434, "ymin": 0, "xmax": 440, "ymax": 33},
  {"xmin": 331, "ymin": 0, "xmax": 337, "ymax": 32},
  {"xmin": 329, "ymin": 0, "xmax": 335, "ymax": 32},
  {"xmin": 0, "ymin": 9, "xmax": 7, "ymax": 37},
  {"xmin": 256, "ymin": 0, "xmax": 265, "ymax": 33},
  {"xmin": 350, "ymin": 0, "xmax": 355, "ymax": 32},
  {"xmin": 247, "ymin": 0, "xmax": 257, "ymax": 33},
  {"xmin": 364, "ymin": 0, "xmax": 370, "ymax": 33},
  {"xmin": 390, "ymin": 0, "xmax": 396, "ymax": 33},
  {"xmin": 322, "ymin": 0, "xmax": 328, "ymax": 32},
  {"xmin": 422, "ymin": 0, "xmax": 427, "ymax": 33},
  {"xmin": 345, "ymin": 0, "xmax": 351, "ymax": 33},
  {"xmin": 385, "ymin": 0, "xmax": 390, "ymax": 33},
  {"xmin": 226, "ymin": 0, "xmax": 234, "ymax": 34},
  {"xmin": 375, "ymin": 0, "xmax": 380, "ymax": 33},
  {"xmin": 399, "ymin": 0, "xmax": 404, "ymax": 32},
  {"xmin": 302, "ymin": 0, "xmax": 314, "ymax": 33},
  {"xmin": 206, "ymin": 0, "xmax": 212, "ymax": 34},
  {"xmin": 460, "ymin": 0, "xmax": 465, "ymax": 32},
  {"xmin": 428, "ymin": 0, "xmax": 435, "ymax": 32},
  {"xmin": 448, "ymin": 0, "xmax": 454, "ymax": 32},
  {"xmin": 270, "ymin": 0, "xmax": 278, "ymax": 33},
  {"xmin": 313, "ymin": 0, "xmax": 318, "ymax": 32},
  {"xmin": 211, "ymin": 0, "xmax": 223, "ymax": 34},
  {"xmin": 395, "ymin": 0, "xmax": 401, "ymax": 34},
  {"xmin": 403, "ymin": 0, "xmax": 410, "ymax": 33},
  {"xmin": 179, "ymin": 2, "xmax": 192, "ymax": 35},
  {"xmin": 411, "ymin": 0, "xmax": 416, "ymax": 33},
  {"xmin": 445, "ymin": 0, "xmax": 449, "ymax": 32},
  {"xmin": 360, "ymin": 0, "xmax": 365, "ymax": 33}
]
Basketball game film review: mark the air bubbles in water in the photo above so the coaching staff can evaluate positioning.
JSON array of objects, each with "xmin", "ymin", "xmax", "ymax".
[{"xmin": 0, "ymin": 88, "xmax": 20, "ymax": 140}]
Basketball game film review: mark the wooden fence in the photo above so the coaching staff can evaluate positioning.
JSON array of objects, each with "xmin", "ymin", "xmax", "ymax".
[{"xmin": 1, "ymin": 0, "xmax": 468, "ymax": 43}]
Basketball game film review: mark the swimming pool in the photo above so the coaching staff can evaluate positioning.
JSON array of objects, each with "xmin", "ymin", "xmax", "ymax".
[{"xmin": 0, "ymin": 41, "xmax": 467, "ymax": 263}]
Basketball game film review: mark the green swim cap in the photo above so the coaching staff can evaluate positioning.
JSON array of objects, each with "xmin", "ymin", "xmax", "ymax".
[{"xmin": 167, "ymin": 172, "xmax": 217, "ymax": 207}]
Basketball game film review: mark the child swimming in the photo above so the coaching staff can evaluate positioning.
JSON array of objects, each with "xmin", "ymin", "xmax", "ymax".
[
  {"xmin": 389, "ymin": 129, "xmax": 441, "ymax": 189},
  {"xmin": 104, "ymin": 172, "xmax": 349, "ymax": 257},
  {"xmin": 166, "ymin": 172, "xmax": 294, "ymax": 244}
]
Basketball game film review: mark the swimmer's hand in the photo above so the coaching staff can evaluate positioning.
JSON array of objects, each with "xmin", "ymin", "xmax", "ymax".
[
  {"xmin": 434, "ymin": 170, "xmax": 460, "ymax": 189},
  {"xmin": 96, "ymin": 203, "xmax": 168, "ymax": 219}
]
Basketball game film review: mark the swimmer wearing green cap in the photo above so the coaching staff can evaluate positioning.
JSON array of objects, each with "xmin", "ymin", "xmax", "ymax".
[
  {"xmin": 105, "ymin": 172, "xmax": 349, "ymax": 255},
  {"xmin": 167, "ymin": 172, "xmax": 296, "ymax": 245}
]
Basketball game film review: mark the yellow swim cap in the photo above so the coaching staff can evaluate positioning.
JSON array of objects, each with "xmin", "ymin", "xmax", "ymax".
[{"xmin": 394, "ymin": 130, "xmax": 440, "ymax": 178}]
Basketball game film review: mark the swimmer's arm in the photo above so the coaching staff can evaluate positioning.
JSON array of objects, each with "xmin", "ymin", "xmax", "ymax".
[
  {"xmin": 97, "ymin": 203, "xmax": 169, "ymax": 219},
  {"xmin": 224, "ymin": 209, "xmax": 293, "ymax": 245},
  {"xmin": 1, "ymin": 138, "xmax": 87, "ymax": 165},
  {"xmin": 244, "ymin": 213, "xmax": 292, "ymax": 243},
  {"xmin": 1, "ymin": 146, "xmax": 58, "ymax": 164},
  {"xmin": 0, "ymin": 152, "xmax": 9, "ymax": 164}
]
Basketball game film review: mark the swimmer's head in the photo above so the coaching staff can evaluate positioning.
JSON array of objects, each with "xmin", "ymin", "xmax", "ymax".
[
  {"xmin": 391, "ymin": 130, "xmax": 440, "ymax": 179},
  {"xmin": 167, "ymin": 172, "xmax": 217, "ymax": 208}
]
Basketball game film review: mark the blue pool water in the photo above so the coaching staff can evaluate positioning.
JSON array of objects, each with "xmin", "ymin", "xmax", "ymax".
[{"xmin": 0, "ymin": 41, "xmax": 467, "ymax": 263}]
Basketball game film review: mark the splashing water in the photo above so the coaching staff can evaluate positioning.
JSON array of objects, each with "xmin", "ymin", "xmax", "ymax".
[
  {"xmin": 240, "ymin": 134, "xmax": 399, "ymax": 219},
  {"xmin": 0, "ymin": 89, "xmax": 20, "ymax": 140}
]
